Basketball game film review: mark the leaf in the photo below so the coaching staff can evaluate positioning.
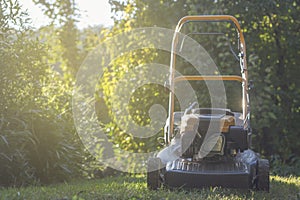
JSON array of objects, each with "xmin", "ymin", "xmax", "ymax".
[{"xmin": 268, "ymin": 112, "xmax": 277, "ymax": 120}]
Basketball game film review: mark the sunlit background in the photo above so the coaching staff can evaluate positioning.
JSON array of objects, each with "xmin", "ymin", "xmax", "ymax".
[{"xmin": 21, "ymin": 0, "xmax": 113, "ymax": 28}]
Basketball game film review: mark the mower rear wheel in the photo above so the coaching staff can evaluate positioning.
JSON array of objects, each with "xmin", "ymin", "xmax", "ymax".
[
  {"xmin": 256, "ymin": 159, "xmax": 270, "ymax": 192},
  {"xmin": 147, "ymin": 157, "xmax": 162, "ymax": 190}
]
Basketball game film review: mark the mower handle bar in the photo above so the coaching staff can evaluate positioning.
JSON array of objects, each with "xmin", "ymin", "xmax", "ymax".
[{"xmin": 167, "ymin": 15, "xmax": 250, "ymax": 144}]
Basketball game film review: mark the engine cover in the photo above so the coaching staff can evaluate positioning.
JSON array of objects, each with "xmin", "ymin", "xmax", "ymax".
[{"xmin": 180, "ymin": 113, "xmax": 235, "ymax": 159}]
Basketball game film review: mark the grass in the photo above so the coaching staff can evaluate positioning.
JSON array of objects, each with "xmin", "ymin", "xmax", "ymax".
[{"xmin": 0, "ymin": 175, "xmax": 299, "ymax": 200}]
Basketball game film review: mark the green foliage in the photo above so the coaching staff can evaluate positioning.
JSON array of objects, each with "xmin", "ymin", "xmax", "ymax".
[
  {"xmin": 222, "ymin": 0, "xmax": 300, "ymax": 169},
  {"xmin": 96, "ymin": 47, "xmax": 166, "ymax": 154},
  {"xmin": 0, "ymin": 35, "xmax": 83, "ymax": 186},
  {"xmin": 270, "ymin": 154, "xmax": 300, "ymax": 176},
  {"xmin": 32, "ymin": 0, "xmax": 79, "ymax": 24},
  {"xmin": 0, "ymin": 0, "xmax": 83, "ymax": 186}
]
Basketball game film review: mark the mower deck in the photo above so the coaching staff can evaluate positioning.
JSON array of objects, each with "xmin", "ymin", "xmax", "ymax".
[{"xmin": 163, "ymin": 158, "xmax": 255, "ymax": 189}]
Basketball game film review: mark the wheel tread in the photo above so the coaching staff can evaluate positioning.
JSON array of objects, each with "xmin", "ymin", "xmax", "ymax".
[
  {"xmin": 256, "ymin": 159, "xmax": 270, "ymax": 192},
  {"xmin": 147, "ymin": 157, "xmax": 162, "ymax": 190}
]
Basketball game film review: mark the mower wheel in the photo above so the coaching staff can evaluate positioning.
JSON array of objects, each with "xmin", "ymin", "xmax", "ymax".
[
  {"xmin": 256, "ymin": 159, "xmax": 270, "ymax": 192},
  {"xmin": 147, "ymin": 157, "xmax": 162, "ymax": 190}
]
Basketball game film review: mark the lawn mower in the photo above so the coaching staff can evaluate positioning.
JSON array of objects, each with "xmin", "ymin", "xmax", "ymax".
[{"xmin": 147, "ymin": 15, "xmax": 269, "ymax": 191}]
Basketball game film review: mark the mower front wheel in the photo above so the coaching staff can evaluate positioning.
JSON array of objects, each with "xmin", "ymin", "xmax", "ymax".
[
  {"xmin": 256, "ymin": 159, "xmax": 270, "ymax": 192},
  {"xmin": 147, "ymin": 157, "xmax": 162, "ymax": 190}
]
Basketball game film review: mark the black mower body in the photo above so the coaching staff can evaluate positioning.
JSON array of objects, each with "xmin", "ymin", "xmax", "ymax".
[{"xmin": 147, "ymin": 15, "xmax": 270, "ymax": 192}]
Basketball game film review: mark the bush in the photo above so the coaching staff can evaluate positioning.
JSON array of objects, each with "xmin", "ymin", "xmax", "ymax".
[
  {"xmin": 270, "ymin": 154, "xmax": 300, "ymax": 177},
  {"xmin": 0, "ymin": 1, "xmax": 83, "ymax": 186}
]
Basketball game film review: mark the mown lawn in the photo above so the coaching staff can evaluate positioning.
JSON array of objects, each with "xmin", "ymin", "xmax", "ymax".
[{"xmin": 0, "ymin": 175, "xmax": 299, "ymax": 200}]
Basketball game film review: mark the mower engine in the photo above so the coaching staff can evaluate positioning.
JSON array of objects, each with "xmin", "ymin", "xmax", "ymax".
[{"xmin": 180, "ymin": 108, "xmax": 248, "ymax": 161}]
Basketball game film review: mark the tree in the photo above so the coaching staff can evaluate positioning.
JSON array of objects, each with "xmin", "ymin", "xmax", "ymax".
[
  {"xmin": 227, "ymin": 0, "xmax": 300, "ymax": 170},
  {"xmin": 33, "ymin": 0, "xmax": 82, "ymax": 79}
]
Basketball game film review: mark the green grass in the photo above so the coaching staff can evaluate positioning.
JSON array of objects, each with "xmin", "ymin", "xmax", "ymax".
[{"xmin": 0, "ymin": 175, "xmax": 299, "ymax": 200}]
